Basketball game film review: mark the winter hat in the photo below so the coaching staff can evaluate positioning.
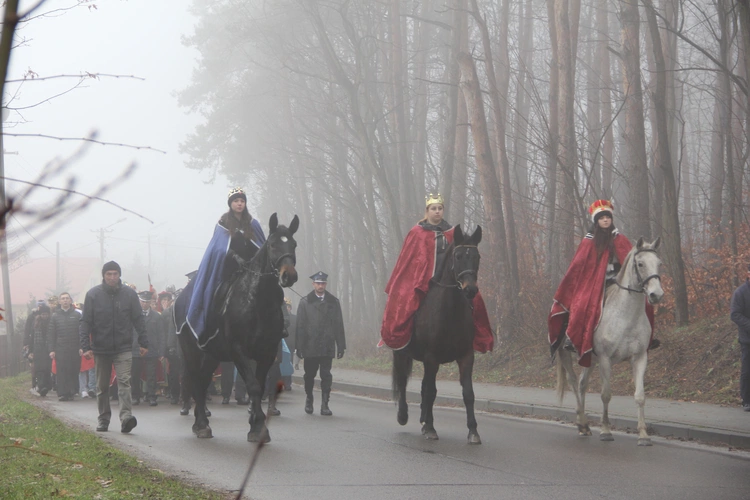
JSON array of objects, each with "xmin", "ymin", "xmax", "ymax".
[{"xmin": 102, "ymin": 261, "xmax": 121, "ymax": 277}]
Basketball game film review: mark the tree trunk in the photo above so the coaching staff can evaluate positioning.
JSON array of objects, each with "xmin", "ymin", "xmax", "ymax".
[
  {"xmin": 469, "ymin": 0, "xmax": 521, "ymax": 331},
  {"xmin": 642, "ymin": 0, "xmax": 689, "ymax": 325},
  {"xmin": 620, "ymin": 0, "xmax": 651, "ymax": 240},
  {"xmin": 457, "ymin": 51, "xmax": 512, "ymax": 336},
  {"xmin": 545, "ymin": 0, "xmax": 561, "ymax": 282},
  {"xmin": 597, "ymin": 0, "xmax": 614, "ymax": 198},
  {"xmin": 555, "ymin": 0, "xmax": 577, "ymax": 260}
]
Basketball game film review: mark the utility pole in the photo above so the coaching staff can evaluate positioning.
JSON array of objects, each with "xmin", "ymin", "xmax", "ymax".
[
  {"xmin": 55, "ymin": 241, "xmax": 60, "ymax": 293},
  {"xmin": 93, "ymin": 218, "xmax": 126, "ymax": 268}
]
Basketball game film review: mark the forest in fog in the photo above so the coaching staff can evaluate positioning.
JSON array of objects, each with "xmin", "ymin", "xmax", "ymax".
[{"xmin": 178, "ymin": 0, "xmax": 750, "ymax": 345}]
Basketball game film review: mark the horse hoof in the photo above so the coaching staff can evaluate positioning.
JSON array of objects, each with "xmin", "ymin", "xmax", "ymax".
[
  {"xmin": 397, "ymin": 412, "xmax": 408, "ymax": 426},
  {"xmin": 468, "ymin": 432, "xmax": 482, "ymax": 445},
  {"xmin": 637, "ymin": 438, "xmax": 652, "ymax": 447},
  {"xmin": 600, "ymin": 433, "xmax": 614, "ymax": 442},
  {"xmin": 248, "ymin": 430, "xmax": 271, "ymax": 443},
  {"xmin": 421, "ymin": 426, "xmax": 438, "ymax": 441},
  {"xmin": 196, "ymin": 427, "xmax": 213, "ymax": 439},
  {"xmin": 577, "ymin": 424, "xmax": 592, "ymax": 437}
]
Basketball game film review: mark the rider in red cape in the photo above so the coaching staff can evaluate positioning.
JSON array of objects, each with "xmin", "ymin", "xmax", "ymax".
[
  {"xmin": 380, "ymin": 193, "xmax": 494, "ymax": 353},
  {"xmin": 548, "ymin": 200, "xmax": 655, "ymax": 367}
]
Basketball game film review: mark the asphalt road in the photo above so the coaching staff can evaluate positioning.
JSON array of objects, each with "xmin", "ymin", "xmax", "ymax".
[{"xmin": 42, "ymin": 388, "xmax": 750, "ymax": 500}]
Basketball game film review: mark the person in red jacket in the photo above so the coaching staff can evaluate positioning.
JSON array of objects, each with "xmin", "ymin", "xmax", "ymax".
[
  {"xmin": 380, "ymin": 193, "xmax": 494, "ymax": 353},
  {"xmin": 548, "ymin": 200, "xmax": 657, "ymax": 367}
]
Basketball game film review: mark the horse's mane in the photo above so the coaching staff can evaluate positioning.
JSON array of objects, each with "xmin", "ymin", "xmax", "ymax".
[
  {"xmin": 604, "ymin": 242, "xmax": 651, "ymax": 301},
  {"xmin": 434, "ymin": 241, "xmax": 456, "ymax": 285}
]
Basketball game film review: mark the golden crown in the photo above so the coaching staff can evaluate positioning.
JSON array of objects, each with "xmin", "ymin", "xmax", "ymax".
[
  {"xmin": 425, "ymin": 193, "xmax": 444, "ymax": 208},
  {"xmin": 228, "ymin": 186, "xmax": 245, "ymax": 199}
]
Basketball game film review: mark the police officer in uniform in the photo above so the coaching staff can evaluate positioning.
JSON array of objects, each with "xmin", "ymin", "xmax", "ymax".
[{"xmin": 295, "ymin": 272, "xmax": 346, "ymax": 416}]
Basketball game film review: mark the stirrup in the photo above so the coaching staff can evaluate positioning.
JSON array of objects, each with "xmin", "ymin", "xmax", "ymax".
[{"xmin": 648, "ymin": 338, "xmax": 661, "ymax": 350}]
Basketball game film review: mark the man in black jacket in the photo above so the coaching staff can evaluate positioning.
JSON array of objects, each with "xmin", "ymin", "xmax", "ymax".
[
  {"xmin": 730, "ymin": 264, "xmax": 750, "ymax": 412},
  {"xmin": 295, "ymin": 271, "xmax": 346, "ymax": 416},
  {"xmin": 80, "ymin": 261, "xmax": 148, "ymax": 433},
  {"xmin": 50, "ymin": 292, "xmax": 82, "ymax": 401}
]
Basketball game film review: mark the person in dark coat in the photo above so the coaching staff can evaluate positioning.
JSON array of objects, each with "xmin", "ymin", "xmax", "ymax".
[
  {"xmin": 50, "ymin": 293, "xmax": 82, "ymax": 401},
  {"xmin": 132, "ymin": 290, "xmax": 166, "ymax": 406},
  {"xmin": 23, "ymin": 302, "xmax": 43, "ymax": 392},
  {"xmin": 295, "ymin": 271, "xmax": 346, "ymax": 416},
  {"xmin": 730, "ymin": 264, "xmax": 750, "ymax": 412},
  {"xmin": 80, "ymin": 261, "xmax": 148, "ymax": 434},
  {"xmin": 29, "ymin": 305, "xmax": 53, "ymax": 396},
  {"xmin": 160, "ymin": 292, "xmax": 182, "ymax": 405}
]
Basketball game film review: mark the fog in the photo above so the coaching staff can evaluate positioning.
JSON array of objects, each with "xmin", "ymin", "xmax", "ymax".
[{"xmin": 2, "ymin": 0, "xmax": 233, "ymax": 296}]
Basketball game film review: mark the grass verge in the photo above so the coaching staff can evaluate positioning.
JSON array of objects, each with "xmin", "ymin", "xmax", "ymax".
[{"xmin": 0, "ymin": 374, "xmax": 230, "ymax": 499}]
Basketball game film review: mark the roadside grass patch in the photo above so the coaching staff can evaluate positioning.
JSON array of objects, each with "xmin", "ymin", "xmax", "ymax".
[{"xmin": 0, "ymin": 374, "xmax": 229, "ymax": 499}]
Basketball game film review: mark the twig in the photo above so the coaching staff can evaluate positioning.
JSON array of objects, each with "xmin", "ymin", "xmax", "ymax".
[{"xmin": 5, "ymin": 133, "xmax": 166, "ymax": 153}]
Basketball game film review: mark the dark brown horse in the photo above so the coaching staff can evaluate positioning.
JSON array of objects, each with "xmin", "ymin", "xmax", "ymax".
[
  {"xmin": 392, "ymin": 225, "xmax": 484, "ymax": 444},
  {"xmin": 179, "ymin": 213, "xmax": 299, "ymax": 442}
]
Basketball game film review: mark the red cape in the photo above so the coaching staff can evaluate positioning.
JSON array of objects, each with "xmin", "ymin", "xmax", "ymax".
[
  {"xmin": 380, "ymin": 224, "xmax": 494, "ymax": 352},
  {"xmin": 548, "ymin": 232, "xmax": 654, "ymax": 367}
]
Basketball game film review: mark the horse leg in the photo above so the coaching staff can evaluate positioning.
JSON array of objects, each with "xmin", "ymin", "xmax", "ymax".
[
  {"xmin": 598, "ymin": 356, "xmax": 614, "ymax": 441},
  {"xmin": 392, "ymin": 350, "xmax": 412, "ymax": 426},
  {"xmin": 457, "ymin": 352, "xmax": 480, "ymax": 445},
  {"xmin": 238, "ymin": 355, "xmax": 270, "ymax": 443},
  {"xmin": 179, "ymin": 360, "xmax": 191, "ymax": 416},
  {"xmin": 578, "ymin": 366, "xmax": 593, "ymax": 437},
  {"xmin": 632, "ymin": 352, "xmax": 652, "ymax": 446},
  {"xmin": 557, "ymin": 349, "xmax": 589, "ymax": 436},
  {"xmin": 419, "ymin": 360, "xmax": 439, "ymax": 440},
  {"xmin": 192, "ymin": 357, "xmax": 219, "ymax": 438}
]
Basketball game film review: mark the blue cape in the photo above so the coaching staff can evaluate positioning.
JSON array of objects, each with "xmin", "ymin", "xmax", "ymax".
[
  {"xmin": 177, "ymin": 219, "xmax": 266, "ymax": 347},
  {"xmin": 280, "ymin": 339, "xmax": 293, "ymax": 376}
]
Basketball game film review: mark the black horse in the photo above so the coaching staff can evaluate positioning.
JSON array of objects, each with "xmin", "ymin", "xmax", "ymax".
[
  {"xmin": 179, "ymin": 213, "xmax": 299, "ymax": 443},
  {"xmin": 392, "ymin": 225, "xmax": 484, "ymax": 444}
]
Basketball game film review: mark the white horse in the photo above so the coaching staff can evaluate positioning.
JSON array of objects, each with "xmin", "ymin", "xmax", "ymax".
[{"xmin": 556, "ymin": 237, "xmax": 664, "ymax": 446}]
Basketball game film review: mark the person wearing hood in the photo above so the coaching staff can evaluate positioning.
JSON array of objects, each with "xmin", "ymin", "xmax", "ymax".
[{"xmin": 80, "ymin": 261, "xmax": 148, "ymax": 433}]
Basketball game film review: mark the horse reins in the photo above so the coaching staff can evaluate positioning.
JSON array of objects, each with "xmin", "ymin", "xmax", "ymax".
[
  {"xmin": 431, "ymin": 245, "xmax": 479, "ymax": 289},
  {"xmin": 614, "ymin": 248, "xmax": 660, "ymax": 294}
]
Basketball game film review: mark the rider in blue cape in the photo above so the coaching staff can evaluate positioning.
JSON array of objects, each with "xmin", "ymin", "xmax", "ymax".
[{"xmin": 176, "ymin": 187, "xmax": 266, "ymax": 349}]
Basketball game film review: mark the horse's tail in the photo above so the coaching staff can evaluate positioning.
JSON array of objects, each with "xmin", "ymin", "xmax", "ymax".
[
  {"xmin": 391, "ymin": 352, "xmax": 413, "ymax": 401},
  {"xmin": 555, "ymin": 349, "xmax": 567, "ymax": 406}
]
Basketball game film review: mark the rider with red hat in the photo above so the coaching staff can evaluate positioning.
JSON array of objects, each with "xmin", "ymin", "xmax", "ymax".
[{"xmin": 548, "ymin": 200, "xmax": 658, "ymax": 367}]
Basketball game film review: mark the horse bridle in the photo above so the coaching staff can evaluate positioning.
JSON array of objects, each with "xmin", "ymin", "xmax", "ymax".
[
  {"xmin": 431, "ymin": 245, "xmax": 479, "ymax": 289},
  {"xmin": 614, "ymin": 248, "xmax": 660, "ymax": 294}
]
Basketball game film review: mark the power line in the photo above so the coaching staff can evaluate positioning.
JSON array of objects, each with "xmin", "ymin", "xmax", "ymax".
[{"xmin": 10, "ymin": 215, "xmax": 55, "ymax": 256}]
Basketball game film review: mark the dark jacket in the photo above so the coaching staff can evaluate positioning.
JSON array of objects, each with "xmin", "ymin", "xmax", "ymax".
[
  {"xmin": 80, "ymin": 280, "xmax": 147, "ymax": 355},
  {"xmin": 295, "ymin": 291, "xmax": 345, "ymax": 358},
  {"xmin": 51, "ymin": 307, "xmax": 82, "ymax": 354},
  {"xmin": 30, "ymin": 318, "xmax": 52, "ymax": 371},
  {"xmin": 132, "ymin": 309, "xmax": 165, "ymax": 358},
  {"xmin": 163, "ymin": 305, "xmax": 180, "ymax": 356},
  {"xmin": 731, "ymin": 280, "xmax": 750, "ymax": 344}
]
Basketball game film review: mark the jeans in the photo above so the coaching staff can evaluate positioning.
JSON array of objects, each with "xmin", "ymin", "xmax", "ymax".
[
  {"xmin": 79, "ymin": 368, "xmax": 95, "ymax": 394},
  {"xmin": 95, "ymin": 351, "xmax": 133, "ymax": 426}
]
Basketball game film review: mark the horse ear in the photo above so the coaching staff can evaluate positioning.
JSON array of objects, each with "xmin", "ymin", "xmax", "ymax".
[
  {"xmin": 453, "ymin": 224, "xmax": 464, "ymax": 244},
  {"xmin": 636, "ymin": 236, "xmax": 644, "ymax": 249},
  {"xmin": 269, "ymin": 213, "xmax": 279, "ymax": 234},
  {"xmin": 652, "ymin": 236, "xmax": 661, "ymax": 250},
  {"xmin": 471, "ymin": 225, "xmax": 482, "ymax": 245},
  {"xmin": 289, "ymin": 215, "xmax": 299, "ymax": 235}
]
